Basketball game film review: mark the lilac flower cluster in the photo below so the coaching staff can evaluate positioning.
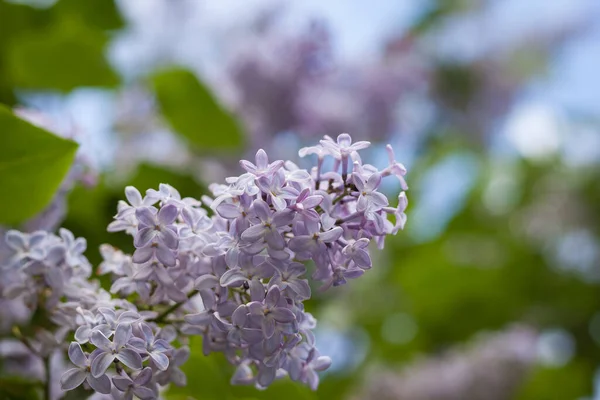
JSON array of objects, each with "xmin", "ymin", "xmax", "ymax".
[{"xmin": 1, "ymin": 133, "xmax": 408, "ymax": 398}]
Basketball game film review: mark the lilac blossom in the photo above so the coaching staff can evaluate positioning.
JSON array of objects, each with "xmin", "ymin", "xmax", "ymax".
[
  {"xmin": 2, "ymin": 133, "xmax": 408, "ymax": 396},
  {"xmin": 112, "ymin": 367, "xmax": 156, "ymax": 400},
  {"xmin": 60, "ymin": 342, "xmax": 112, "ymax": 394},
  {"xmin": 89, "ymin": 324, "xmax": 143, "ymax": 377}
]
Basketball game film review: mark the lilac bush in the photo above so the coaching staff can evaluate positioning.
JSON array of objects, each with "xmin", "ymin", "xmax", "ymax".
[{"xmin": 1, "ymin": 133, "xmax": 408, "ymax": 398}]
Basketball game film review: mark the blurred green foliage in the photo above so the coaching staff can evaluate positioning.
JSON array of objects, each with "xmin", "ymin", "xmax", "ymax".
[
  {"xmin": 0, "ymin": 105, "xmax": 77, "ymax": 225},
  {"xmin": 151, "ymin": 68, "xmax": 245, "ymax": 153}
]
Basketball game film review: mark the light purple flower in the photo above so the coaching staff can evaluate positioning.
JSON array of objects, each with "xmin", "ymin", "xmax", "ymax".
[
  {"xmin": 240, "ymin": 149, "xmax": 284, "ymax": 177},
  {"xmin": 241, "ymin": 199, "xmax": 294, "ymax": 251},
  {"xmin": 4, "ymin": 230, "xmax": 46, "ymax": 268},
  {"xmin": 134, "ymin": 205, "xmax": 179, "ymax": 249},
  {"xmin": 112, "ymin": 367, "xmax": 156, "ymax": 400},
  {"xmin": 288, "ymin": 345, "xmax": 332, "ymax": 390},
  {"xmin": 342, "ymin": 238, "xmax": 372, "ymax": 269},
  {"xmin": 89, "ymin": 324, "xmax": 143, "ymax": 377},
  {"xmin": 60, "ymin": 342, "xmax": 111, "ymax": 394},
  {"xmin": 129, "ymin": 322, "xmax": 171, "ymax": 371},
  {"xmin": 248, "ymin": 286, "xmax": 296, "ymax": 338},
  {"xmin": 384, "ymin": 144, "xmax": 408, "ymax": 190},
  {"xmin": 353, "ymin": 172, "xmax": 388, "ymax": 213}
]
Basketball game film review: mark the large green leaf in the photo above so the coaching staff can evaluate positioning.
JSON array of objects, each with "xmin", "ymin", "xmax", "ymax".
[
  {"xmin": 52, "ymin": 0, "xmax": 124, "ymax": 31},
  {"xmin": 151, "ymin": 68, "xmax": 245, "ymax": 152},
  {"xmin": 166, "ymin": 337, "xmax": 317, "ymax": 400},
  {"xmin": 6, "ymin": 17, "xmax": 119, "ymax": 92},
  {"xmin": 0, "ymin": 105, "xmax": 78, "ymax": 225}
]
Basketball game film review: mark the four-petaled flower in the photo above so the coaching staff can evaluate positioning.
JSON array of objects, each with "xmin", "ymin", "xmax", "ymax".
[
  {"xmin": 90, "ymin": 324, "xmax": 143, "ymax": 378},
  {"xmin": 60, "ymin": 342, "xmax": 112, "ymax": 394},
  {"xmin": 112, "ymin": 367, "xmax": 156, "ymax": 400}
]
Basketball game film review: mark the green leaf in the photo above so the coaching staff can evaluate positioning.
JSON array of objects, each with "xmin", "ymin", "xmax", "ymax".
[
  {"xmin": 6, "ymin": 17, "xmax": 119, "ymax": 92},
  {"xmin": 0, "ymin": 105, "xmax": 78, "ymax": 225},
  {"xmin": 165, "ymin": 337, "xmax": 317, "ymax": 400},
  {"xmin": 0, "ymin": 376, "xmax": 41, "ymax": 400},
  {"xmin": 51, "ymin": 0, "xmax": 124, "ymax": 31},
  {"xmin": 151, "ymin": 68, "xmax": 245, "ymax": 152}
]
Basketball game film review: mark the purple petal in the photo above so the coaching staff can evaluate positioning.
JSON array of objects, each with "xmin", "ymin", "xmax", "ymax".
[
  {"xmin": 271, "ymin": 195, "xmax": 287, "ymax": 211},
  {"xmin": 220, "ymin": 268, "xmax": 246, "ymax": 287},
  {"xmin": 74, "ymin": 326, "xmax": 91, "ymax": 344},
  {"xmin": 153, "ymin": 339, "xmax": 170, "ymax": 352},
  {"xmin": 272, "ymin": 209, "xmax": 294, "ymax": 226},
  {"xmin": 184, "ymin": 311, "xmax": 212, "ymax": 326},
  {"xmin": 68, "ymin": 342, "xmax": 87, "ymax": 368},
  {"xmin": 287, "ymin": 279, "xmax": 311, "ymax": 299},
  {"xmin": 195, "ymin": 274, "xmax": 219, "ymax": 290},
  {"xmin": 252, "ymin": 199, "xmax": 271, "ymax": 222},
  {"xmin": 134, "ymin": 386, "xmax": 156, "ymax": 399},
  {"xmin": 116, "ymin": 348, "xmax": 142, "ymax": 370},
  {"xmin": 319, "ymin": 227, "xmax": 343, "ymax": 243},
  {"xmin": 232, "ymin": 305, "xmax": 248, "ymax": 327},
  {"xmin": 241, "ymin": 224, "xmax": 265, "ymax": 241},
  {"xmin": 159, "ymin": 227, "xmax": 179, "ymax": 249},
  {"xmin": 264, "ymin": 228, "xmax": 284, "ymax": 250},
  {"xmin": 353, "ymin": 249, "xmax": 372, "ymax": 268},
  {"xmin": 117, "ymin": 311, "xmax": 141, "ymax": 324},
  {"xmin": 60, "ymin": 368, "xmax": 87, "ymax": 391},
  {"xmin": 352, "ymin": 173, "xmax": 365, "ymax": 191},
  {"xmin": 91, "ymin": 352, "xmax": 114, "ymax": 378},
  {"xmin": 307, "ymin": 369, "xmax": 320, "ymax": 390},
  {"xmin": 114, "ymin": 323, "xmax": 132, "ymax": 348},
  {"xmin": 128, "ymin": 337, "xmax": 147, "ymax": 351},
  {"xmin": 5, "ymin": 230, "xmax": 26, "ymax": 250},
  {"xmin": 87, "ymin": 373, "xmax": 112, "ymax": 394},
  {"xmin": 265, "ymin": 286, "xmax": 281, "ymax": 307},
  {"xmin": 239, "ymin": 160, "xmax": 257, "ymax": 174},
  {"xmin": 365, "ymin": 172, "xmax": 382, "ymax": 191},
  {"xmin": 255, "ymin": 149, "xmax": 268, "ymax": 169},
  {"xmin": 112, "ymin": 376, "xmax": 133, "ymax": 391},
  {"xmin": 302, "ymin": 195, "xmax": 323, "ymax": 209},
  {"xmin": 356, "ymin": 195, "xmax": 368, "ymax": 212},
  {"xmin": 271, "ymin": 307, "xmax": 295, "ymax": 323},
  {"xmin": 158, "ymin": 204, "xmax": 178, "ymax": 224},
  {"xmin": 90, "ymin": 331, "xmax": 112, "ymax": 352},
  {"xmin": 200, "ymin": 289, "xmax": 216, "ymax": 310},
  {"xmin": 155, "ymin": 243, "xmax": 176, "ymax": 267},
  {"xmin": 125, "ymin": 186, "xmax": 143, "ymax": 207},
  {"xmin": 262, "ymin": 317, "xmax": 275, "ymax": 339},
  {"xmin": 216, "ymin": 203, "xmax": 240, "ymax": 219},
  {"xmin": 370, "ymin": 191, "xmax": 389, "ymax": 207},
  {"xmin": 288, "ymin": 236, "xmax": 315, "ymax": 253},
  {"xmin": 135, "ymin": 207, "xmax": 156, "ymax": 227},
  {"xmin": 132, "ymin": 246, "xmax": 153, "ymax": 264},
  {"xmin": 139, "ymin": 323, "xmax": 154, "ymax": 344},
  {"xmin": 312, "ymin": 356, "xmax": 332, "ymax": 371},
  {"xmin": 134, "ymin": 227, "xmax": 155, "ymax": 248},
  {"xmin": 241, "ymin": 328, "xmax": 264, "ymax": 344},
  {"xmin": 134, "ymin": 367, "xmax": 153, "ymax": 385},
  {"xmin": 257, "ymin": 366, "xmax": 276, "ymax": 387},
  {"xmin": 150, "ymin": 351, "xmax": 170, "ymax": 371},
  {"xmin": 249, "ymin": 280, "xmax": 265, "ymax": 302}
]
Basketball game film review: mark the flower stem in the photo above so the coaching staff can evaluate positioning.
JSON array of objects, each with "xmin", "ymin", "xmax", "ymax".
[
  {"xmin": 43, "ymin": 356, "xmax": 50, "ymax": 400},
  {"xmin": 150, "ymin": 289, "xmax": 199, "ymax": 324}
]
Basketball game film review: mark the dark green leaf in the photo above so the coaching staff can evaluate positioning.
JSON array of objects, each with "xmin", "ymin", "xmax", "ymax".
[
  {"xmin": 0, "ymin": 376, "xmax": 41, "ymax": 400},
  {"xmin": 0, "ymin": 105, "xmax": 78, "ymax": 225},
  {"xmin": 151, "ymin": 68, "xmax": 244, "ymax": 152},
  {"xmin": 6, "ymin": 18, "xmax": 119, "ymax": 91},
  {"xmin": 52, "ymin": 0, "xmax": 124, "ymax": 31}
]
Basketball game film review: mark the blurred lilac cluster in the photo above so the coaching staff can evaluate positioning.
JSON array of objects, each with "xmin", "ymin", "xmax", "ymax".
[
  {"xmin": 358, "ymin": 325, "xmax": 538, "ymax": 400},
  {"xmin": 2, "ymin": 133, "xmax": 407, "ymax": 398}
]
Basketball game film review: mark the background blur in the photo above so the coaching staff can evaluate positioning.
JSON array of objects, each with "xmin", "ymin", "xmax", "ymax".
[{"xmin": 1, "ymin": 0, "xmax": 600, "ymax": 399}]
